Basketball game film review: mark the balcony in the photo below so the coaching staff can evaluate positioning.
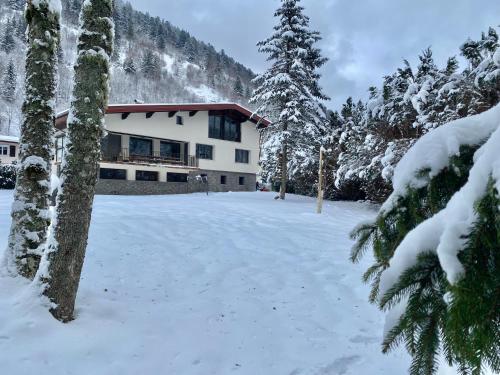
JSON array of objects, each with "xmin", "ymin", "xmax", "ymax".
[{"xmin": 102, "ymin": 148, "xmax": 199, "ymax": 168}]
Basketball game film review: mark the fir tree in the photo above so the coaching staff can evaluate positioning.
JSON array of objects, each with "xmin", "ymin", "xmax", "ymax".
[
  {"xmin": 123, "ymin": 55, "xmax": 137, "ymax": 74},
  {"xmin": 233, "ymin": 76, "xmax": 243, "ymax": 97},
  {"xmin": 39, "ymin": 0, "xmax": 114, "ymax": 322},
  {"xmin": 141, "ymin": 49, "xmax": 161, "ymax": 79},
  {"xmin": 251, "ymin": 0, "xmax": 328, "ymax": 200},
  {"xmin": 1, "ymin": 60, "xmax": 17, "ymax": 103},
  {"xmin": 2, "ymin": 19, "xmax": 15, "ymax": 54},
  {"xmin": 4, "ymin": 0, "xmax": 60, "ymax": 279}
]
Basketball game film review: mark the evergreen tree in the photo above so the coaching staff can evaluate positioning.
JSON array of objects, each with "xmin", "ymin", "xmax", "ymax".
[
  {"xmin": 141, "ymin": 49, "xmax": 161, "ymax": 79},
  {"xmin": 123, "ymin": 55, "xmax": 137, "ymax": 74},
  {"xmin": 39, "ymin": 0, "xmax": 114, "ymax": 322},
  {"xmin": 2, "ymin": 19, "xmax": 15, "ymax": 53},
  {"xmin": 1, "ymin": 60, "xmax": 17, "ymax": 103},
  {"xmin": 4, "ymin": 0, "xmax": 60, "ymax": 279},
  {"xmin": 233, "ymin": 76, "xmax": 243, "ymax": 97},
  {"xmin": 251, "ymin": 0, "xmax": 328, "ymax": 200}
]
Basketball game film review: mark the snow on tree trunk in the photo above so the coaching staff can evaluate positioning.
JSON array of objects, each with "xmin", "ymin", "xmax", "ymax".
[
  {"xmin": 3, "ymin": 0, "xmax": 61, "ymax": 279},
  {"xmin": 37, "ymin": 0, "xmax": 114, "ymax": 322}
]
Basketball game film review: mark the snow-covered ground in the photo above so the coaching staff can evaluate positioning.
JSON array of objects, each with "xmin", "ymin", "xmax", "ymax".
[{"xmin": 0, "ymin": 190, "xmax": 414, "ymax": 374}]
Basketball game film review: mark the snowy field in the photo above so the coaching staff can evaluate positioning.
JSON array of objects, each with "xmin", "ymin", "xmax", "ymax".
[{"xmin": 0, "ymin": 190, "xmax": 415, "ymax": 374}]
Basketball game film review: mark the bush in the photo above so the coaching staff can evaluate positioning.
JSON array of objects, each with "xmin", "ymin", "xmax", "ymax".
[{"xmin": 0, "ymin": 164, "xmax": 16, "ymax": 189}]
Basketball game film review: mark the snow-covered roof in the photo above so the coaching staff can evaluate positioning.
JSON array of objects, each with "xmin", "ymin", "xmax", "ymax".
[
  {"xmin": 55, "ymin": 103, "xmax": 271, "ymax": 129},
  {"xmin": 0, "ymin": 135, "xmax": 19, "ymax": 143}
]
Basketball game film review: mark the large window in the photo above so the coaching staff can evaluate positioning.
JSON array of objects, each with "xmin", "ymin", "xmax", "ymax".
[
  {"xmin": 129, "ymin": 137, "xmax": 152, "ymax": 157},
  {"xmin": 101, "ymin": 133, "xmax": 122, "ymax": 161},
  {"xmin": 209, "ymin": 111, "xmax": 242, "ymax": 142},
  {"xmin": 136, "ymin": 170, "xmax": 158, "ymax": 181},
  {"xmin": 160, "ymin": 141, "xmax": 181, "ymax": 160},
  {"xmin": 235, "ymin": 149, "xmax": 249, "ymax": 164},
  {"xmin": 100, "ymin": 168, "xmax": 126, "ymax": 180},
  {"xmin": 0, "ymin": 145, "xmax": 8, "ymax": 156},
  {"xmin": 9, "ymin": 145, "xmax": 15, "ymax": 157},
  {"xmin": 167, "ymin": 172, "xmax": 188, "ymax": 183},
  {"xmin": 196, "ymin": 144, "xmax": 213, "ymax": 160}
]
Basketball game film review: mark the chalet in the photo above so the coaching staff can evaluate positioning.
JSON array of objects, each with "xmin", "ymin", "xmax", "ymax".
[
  {"xmin": 0, "ymin": 135, "xmax": 19, "ymax": 165},
  {"xmin": 54, "ymin": 103, "xmax": 270, "ymax": 195}
]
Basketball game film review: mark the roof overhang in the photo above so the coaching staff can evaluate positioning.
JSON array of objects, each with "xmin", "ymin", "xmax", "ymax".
[{"xmin": 55, "ymin": 103, "xmax": 271, "ymax": 130}]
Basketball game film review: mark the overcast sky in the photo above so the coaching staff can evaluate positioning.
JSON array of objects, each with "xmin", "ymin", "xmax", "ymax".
[{"xmin": 127, "ymin": 0, "xmax": 500, "ymax": 109}]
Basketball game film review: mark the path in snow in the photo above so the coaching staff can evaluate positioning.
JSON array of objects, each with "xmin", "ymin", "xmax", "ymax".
[{"xmin": 0, "ymin": 191, "xmax": 412, "ymax": 374}]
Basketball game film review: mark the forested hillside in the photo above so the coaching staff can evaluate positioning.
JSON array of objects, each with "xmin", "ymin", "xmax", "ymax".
[{"xmin": 0, "ymin": 0, "xmax": 255, "ymax": 136}]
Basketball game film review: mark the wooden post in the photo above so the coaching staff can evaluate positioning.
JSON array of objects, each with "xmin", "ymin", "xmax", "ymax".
[{"xmin": 317, "ymin": 147, "xmax": 325, "ymax": 214}]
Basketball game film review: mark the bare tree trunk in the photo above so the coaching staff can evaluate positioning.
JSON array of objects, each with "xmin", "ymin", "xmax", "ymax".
[
  {"xmin": 39, "ymin": 0, "xmax": 114, "ymax": 322},
  {"xmin": 279, "ymin": 141, "xmax": 288, "ymax": 200},
  {"xmin": 5, "ymin": 0, "xmax": 60, "ymax": 279}
]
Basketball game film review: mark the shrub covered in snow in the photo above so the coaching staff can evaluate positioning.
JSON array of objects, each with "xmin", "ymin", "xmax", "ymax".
[
  {"xmin": 351, "ymin": 103, "xmax": 500, "ymax": 374},
  {"xmin": 0, "ymin": 163, "xmax": 16, "ymax": 189}
]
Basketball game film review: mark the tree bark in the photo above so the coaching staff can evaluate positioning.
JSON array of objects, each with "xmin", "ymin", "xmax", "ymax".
[
  {"xmin": 279, "ymin": 141, "xmax": 288, "ymax": 200},
  {"xmin": 5, "ymin": 0, "xmax": 60, "ymax": 279},
  {"xmin": 39, "ymin": 0, "xmax": 114, "ymax": 322}
]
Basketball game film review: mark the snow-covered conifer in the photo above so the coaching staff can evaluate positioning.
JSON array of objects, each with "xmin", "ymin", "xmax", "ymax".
[
  {"xmin": 1, "ymin": 60, "xmax": 17, "ymax": 103},
  {"xmin": 251, "ymin": 0, "xmax": 328, "ymax": 200},
  {"xmin": 4, "ymin": 0, "xmax": 60, "ymax": 279},
  {"xmin": 39, "ymin": 0, "xmax": 114, "ymax": 322}
]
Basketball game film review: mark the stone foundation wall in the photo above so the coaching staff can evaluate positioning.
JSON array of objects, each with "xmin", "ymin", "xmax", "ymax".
[{"xmin": 95, "ymin": 170, "xmax": 256, "ymax": 195}]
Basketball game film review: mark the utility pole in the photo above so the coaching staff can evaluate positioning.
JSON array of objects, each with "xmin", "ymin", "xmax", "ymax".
[{"xmin": 316, "ymin": 147, "xmax": 325, "ymax": 214}]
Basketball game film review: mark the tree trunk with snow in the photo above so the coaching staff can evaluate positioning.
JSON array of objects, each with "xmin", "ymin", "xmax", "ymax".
[
  {"xmin": 279, "ymin": 136, "xmax": 288, "ymax": 200},
  {"xmin": 40, "ymin": 0, "xmax": 114, "ymax": 322},
  {"xmin": 5, "ymin": 0, "xmax": 60, "ymax": 279}
]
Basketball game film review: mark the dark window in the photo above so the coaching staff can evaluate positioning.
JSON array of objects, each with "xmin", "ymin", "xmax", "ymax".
[
  {"xmin": 235, "ymin": 149, "xmax": 249, "ymax": 164},
  {"xmin": 220, "ymin": 175, "xmax": 227, "ymax": 185},
  {"xmin": 101, "ymin": 133, "xmax": 122, "ymax": 161},
  {"xmin": 196, "ymin": 144, "xmax": 213, "ymax": 160},
  {"xmin": 239, "ymin": 176, "xmax": 245, "ymax": 186},
  {"xmin": 167, "ymin": 172, "xmax": 188, "ymax": 183},
  {"xmin": 55, "ymin": 136, "xmax": 65, "ymax": 162},
  {"xmin": 209, "ymin": 112, "xmax": 242, "ymax": 142},
  {"xmin": 136, "ymin": 170, "xmax": 158, "ymax": 181},
  {"xmin": 0, "ymin": 145, "xmax": 8, "ymax": 155},
  {"xmin": 176, "ymin": 116, "xmax": 183, "ymax": 125},
  {"xmin": 9, "ymin": 145, "xmax": 16, "ymax": 157},
  {"xmin": 129, "ymin": 137, "xmax": 152, "ymax": 157},
  {"xmin": 100, "ymin": 168, "xmax": 127, "ymax": 180},
  {"xmin": 160, "ymin": 141, "xmax": 181, "ymax": 160}
]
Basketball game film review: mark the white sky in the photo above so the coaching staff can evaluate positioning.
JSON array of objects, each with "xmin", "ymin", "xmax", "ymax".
[{"xmin": 127, "ymin": 0, "xmax": 500, "ymax": 109}]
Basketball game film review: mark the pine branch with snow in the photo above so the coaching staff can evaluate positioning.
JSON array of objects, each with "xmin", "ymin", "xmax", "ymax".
[{"xmin": 351, "ymin": 104, "xmax": 500, "ymax": 374}]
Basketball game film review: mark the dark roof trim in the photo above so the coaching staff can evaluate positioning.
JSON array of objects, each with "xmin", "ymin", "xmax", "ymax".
[{"xmin": 55, "ymin": 103, "xmax": 271, "ymax": 130}]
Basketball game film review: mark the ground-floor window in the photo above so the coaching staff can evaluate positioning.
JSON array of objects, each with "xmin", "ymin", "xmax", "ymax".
[
  {"xmin": 235, "ymin": 149, "xmax": 249, "ymax": 163},
  {"xmin": 239, "ymin": 176, "xmax": 245, "ymax": 185},
  {"xmin": 167, "ymin": 172, "xmax": 188, "ymax": 183},
  {"xmin": 0, "ymin": 145, "xmax": 8, "ymax": 155},
  {"xmin": 100, "ymin": 168, "xmax": 127, "ymax": 180},
  {"xmin": 220, "ymin": 175, "xmax": 227, "ymax": 185},
  {"xmin": 136, "ymin": 170, "xmax": 158, "ymax": 181}
]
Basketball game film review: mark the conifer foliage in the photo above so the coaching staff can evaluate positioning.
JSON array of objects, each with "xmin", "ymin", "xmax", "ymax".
[
  {"xmin": 351, "ymin": 49, "xmax": 500, "ymax": 374},
  {"xmin": 251, "ymin": 0, "xmax": 328, "ymax": 199},
  {"xmin": 5, "ymin": 0, "xmax": 60, "ymax": 279},
  {"xmin": 39, "ymin": 0, "xmax": 114, "ymax": 322}
]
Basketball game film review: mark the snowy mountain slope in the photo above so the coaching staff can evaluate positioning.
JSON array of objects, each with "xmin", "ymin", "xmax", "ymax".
[
  {"xmin": 0, "ymin": 190, "xmax": 417, "ymax": 375},
  {"xmin": 0, "ymin": 0, "xmax": 255, "ymax": 136}
]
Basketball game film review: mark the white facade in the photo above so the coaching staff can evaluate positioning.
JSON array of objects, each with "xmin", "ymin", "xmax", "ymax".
[
  {"xmin": 0, "ymin": 135, "xmax": 19, "ymax": 165},
  {"xmin": 54, "ymin": 104, "xmax": 267, "ymax": 185}
]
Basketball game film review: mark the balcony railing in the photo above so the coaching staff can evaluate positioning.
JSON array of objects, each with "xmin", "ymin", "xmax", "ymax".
[{"xmin": 102, "ymin": 148, "xmax": 199, "ymax": 168}]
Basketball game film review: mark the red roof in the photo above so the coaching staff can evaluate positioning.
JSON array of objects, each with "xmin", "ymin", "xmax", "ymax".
[{"xmin": 55, "ymin": 103, "xmax": 270, "ymax": 129}]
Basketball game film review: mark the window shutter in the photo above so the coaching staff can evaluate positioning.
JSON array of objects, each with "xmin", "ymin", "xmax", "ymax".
[{"xmin": 9, "ymin": 145, "xmax": 16, "ymax": 157}]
